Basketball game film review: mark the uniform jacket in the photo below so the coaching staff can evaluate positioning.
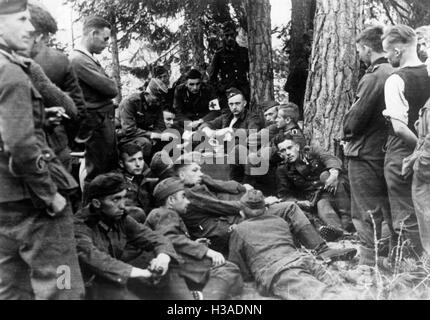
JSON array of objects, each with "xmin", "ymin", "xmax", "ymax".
[
  {"xmin": 0, "ymin": 48, "xmax": 58, "ymax": 205},
  {"xmin": 276, "ymin": 146, "xmax": 343, "ymax": 201},
  {"xmin": 228, "ymin": 214, "xmax": 303, "ymax": 294},
  {"xmin": 74, "ymin": 205, "xmax": 178, "ymax": 285},
  {"xmin": 209, "ymin": 45, "xmax": 249, "ymax": 92},
  {"xmin": 343, "ymin": 58, "xmax": 393, "ymax": 160},
  {"xmin": 70, "ymin": 49, "xmax": 117, "ymax": 111},
  {"xmin": 145, "ymin": 207, "xmax": 212, "ymax": 284},
  {"xmin": 117, "ymin": 167, "xmax": 153, "ymax": 214},
  {"xmin": 202, "ymin": 108, "xmax": 263, "ymax": 134},
  {"xmin": 119, "ymin": 92, "xmax": 166, "ymax": 141},
  {"xmin": 173, "ymin": 82, "xmax": 219, "ymax": 123}
]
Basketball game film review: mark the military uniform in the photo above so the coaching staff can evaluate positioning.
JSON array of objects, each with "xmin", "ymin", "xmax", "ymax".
[
  {"xmin": 209, "ymin": 45, "xmax": 250, "ymax": 109},
  {"xmin": 276, "ymin": 146, "xmax": 353, "ymax": 232},
  {"xmin": 145, "ymin": 207, "xmax": 243, "ymax": 299},
  {"xmin": 74, "ymin": 205, "xmax": 188, "ymax": 300},
  {"xmin": 0, "ymin": 45, "xmax": 84, "ymax": 300},
  {"xmin": 173, "ymin": 82, "xmax": 221, "ymax": 124},
  {"xmin": 228, "ymin": 215, "xmax": 356, "ymax": 300},
  {"xmin": 119, "ymin": 92, "xmax": 167, "ymax": 160}
]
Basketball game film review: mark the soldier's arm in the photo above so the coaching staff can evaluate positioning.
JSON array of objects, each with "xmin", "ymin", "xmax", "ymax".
[
  {"xmin": 119, "ymin": 96, "xmax": 151, "ymax": 138},
  {"xmin": 124, "ymin": 216, "xmax": 180, "ymax": 262},
  {"xmin": 145, "ymin": 210, "xmax": 208, "ymax": 260},
  {"xmin": 0, "ymin": 63, "xmax": 57, "ymax": 206},
  {"xmin": 228, "ymin": 231, "xmax": 253, "ymax": 281},
  {"xmin": 71, "ymin": 53, "xmax": 118, "ymax": 98},
  {"xmin": 62, "ymin": 59, "xmax": 88, "ymax": 121},
  {"xmin": 275, "ymin": 166, "xmax": 296, "ymax": 201},
  {"xmin": 73, "ymin": 219, "xmax": 133, "ymax": 284}
]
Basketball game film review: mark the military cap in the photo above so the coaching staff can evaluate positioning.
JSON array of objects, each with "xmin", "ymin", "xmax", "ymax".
[
  {"xmin": 261, "ymin": 100, "xmax": 280, "ymax": 113},
  {"xmin": 226, "ymin": 87, "xmax": 244, "ymax": 100},
  {"xmin": 150, "ymin": 151, "xmax": 174, "ymax": 178},
  {"xmin": 153, "ymin": 177, "xmax": 184, "ymax": 203},
  {"xmin": 186, "ymin": 68, "xmax": 202, "ymax": 80},
  {"xmin": 240, "ymin": 190, "xmax": 266, "ymax": 210},
  {"xmin": 0, "ymin": 0, "xmax": 27, "ymax": 14},
  {"xmin": 86, "ymin": 173, "xmax": 126, "ymax": 202}
]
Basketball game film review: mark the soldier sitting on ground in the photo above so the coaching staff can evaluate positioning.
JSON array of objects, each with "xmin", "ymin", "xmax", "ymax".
[
  {"xmin": 74, "ymin": 173, "xmax": 194, "ymax": 300},
  {"xmin": 145, "ymin": 177, "xmax": 243, "ymax": 300},
  {"xmin": 275, "ymin": 133, "xmax": 355, "ymax": 241}
]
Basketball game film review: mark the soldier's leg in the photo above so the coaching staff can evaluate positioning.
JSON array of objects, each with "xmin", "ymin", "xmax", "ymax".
[
  {"xmin": 385, "ymin": 143, "xmax": 422, "ymax": 258},
  {"xmin": 202, "ymin": 261, "xmax": 243, "ymax": 300},
  {"xmin": 412, "ymin": 173, "xmax": 430, "ymax": 256},
  {"xmin": 348, "ymin": 159, "xmax": 386, "ymax": 265},
  {"xmin": 87, "ymin": 280, "xmax": 140, "ymax": 300},
  {"xmin": 21, "ymin": 203, "xmax": 85, "ymax": 300},
  {"xmin": 316, "ymin": 196, "xmax": 344, "ymax": 231},
  {"xmin": 0, "ymin": 202, "xmax": 34, "ymax": 300},
  {"xmin": 331, "ymin": 175, "xmax": 354, "ymax": 232}
]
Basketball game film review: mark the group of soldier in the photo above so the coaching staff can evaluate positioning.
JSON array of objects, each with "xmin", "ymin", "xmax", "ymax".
[{"xmin": 1, "ymin": 0, "xmax": 430, "ymax": 300}]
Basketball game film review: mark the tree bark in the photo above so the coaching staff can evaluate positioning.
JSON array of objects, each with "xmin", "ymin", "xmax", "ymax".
[
  {"xmin": 245, "ymin": 0, "xmax": 274, "ymax": 112},
  {"xmin": 109, "ymin": 15, "xmax": 122, "ymax": 104},
  {"xmin": 304, "ymin": 0, "xmax": 364, "ymax": 152},
  {"xmin": 286, "ymin": 0, "xmax": 316, "ymax": 118}
]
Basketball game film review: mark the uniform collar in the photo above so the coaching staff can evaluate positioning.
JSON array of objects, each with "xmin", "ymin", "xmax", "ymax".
[
  {"xmin": 75, "ymin": 45, "xmax": 100, "ymax": 65},
  {"xmin": 366, "ymin": 57, "xmax": 388, "ymax": 73}
]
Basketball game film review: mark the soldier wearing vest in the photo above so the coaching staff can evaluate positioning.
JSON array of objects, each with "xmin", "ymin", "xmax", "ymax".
[{"xmin": 382, "ymin": 25, "xmax": 430, "ymax": 261}]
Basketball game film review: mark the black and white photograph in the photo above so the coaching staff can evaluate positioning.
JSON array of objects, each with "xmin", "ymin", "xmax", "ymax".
[{"xmin": 1, "ymin": 0, "xmax": 430, "ymax": 305}]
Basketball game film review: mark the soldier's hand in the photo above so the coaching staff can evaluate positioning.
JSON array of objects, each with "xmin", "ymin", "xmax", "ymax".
[
  {"xmin": 296, "ymin": 200, "xmax": 312, "ymax": 211},
  {"xmin": 324, "ymin": 171, "xmax": 339, "ymax": 194},
  {"xmin": 130, "ymin": 267, "xmax": 152, "ymax": 279},
  {"xmin": 150, "ymin": 253, "xmax": 171, "ymax": 276},
  {"xmin": 160, "ymin": 132, "xmax": 178, "ymax": 142},
  {"xmin": 48, "ymin": 192, "xmax": 67, "ymax": 215},
  {"xmin": 243, "ymin": 184, "xmax": 254, "ymax": 191},
  {"xmin": 206, "ymin": 249, "xmax": 225, "ymax": 267}
]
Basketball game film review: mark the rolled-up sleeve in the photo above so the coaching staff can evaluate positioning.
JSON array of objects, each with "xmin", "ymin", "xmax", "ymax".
[{"xmin": 383, "ymin": 74, "xmax": 409, "ymax": 125}]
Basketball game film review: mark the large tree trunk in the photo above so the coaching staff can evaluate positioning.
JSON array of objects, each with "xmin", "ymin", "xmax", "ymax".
[
  {"xmin": 109, "ymin": 16, "xmax": 122, "ymax": 104},
  {"xmin": 304, "ymin": 0, "xmax": 364, "ymax": 152},
  {"xmin": 285, "ymin": 0, "xmax": 316, "ymax": 118},
  {"xmin": 245, "ymin": 0, "xmax": 274, "ymax": 112}
]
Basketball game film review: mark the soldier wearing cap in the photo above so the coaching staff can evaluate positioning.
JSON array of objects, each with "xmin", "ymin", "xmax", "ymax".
[
  {"xmin": 145, "ymin": 177, "xmax": 243, "ymax": 300},
  {"xmin": 0, "ymin": 0, "xmax": 84, "ymax": 300},
  {"xmin": 209, "ymin": 21, "xmax": 250, "ymax": 110},
  {"xmin": 228, "ymin": 190, "xmax": 362, "ymax": 300},
  {"xmin": 275, "ymin": 133, "xmax": 355, "ymax": 241},
  {"xmin": 73, "ymin": 173, "xmax": 193, "ymax": 300}
]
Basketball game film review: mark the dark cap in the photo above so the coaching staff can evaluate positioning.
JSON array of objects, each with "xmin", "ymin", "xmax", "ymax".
[
  {"xmin": 186, "ymin": 68, "xmax": 202, "ymax": 80},
  {"xmin": 226, "ymin": 87, "xmax": 244, "ymax": 100},
  {"xmin": 153, "ymin": 177, "xmax": 184, "ymax": 203},
  {"xmin": 261, "ymin": 100, "xmax": 280, "ymax": 112},
  {"xmin": 86, "ymin": 173, "xmax": 126, "ymax": 203},
  {"xmin": 150, "ymin": 151, "xmax": 174, "ymax": 177},
  {"xmin": 240, "ymin": 190, "xmax": 266, "ymax": 210},
  {"xmin": 0, "ymin": 0, "xmax": 27, "ymax": 14}
]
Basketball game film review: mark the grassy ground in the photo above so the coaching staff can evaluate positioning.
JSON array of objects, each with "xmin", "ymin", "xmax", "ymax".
[{"xmin": 233, "ymin": 238, "xmax": 430, "ymax": 300}]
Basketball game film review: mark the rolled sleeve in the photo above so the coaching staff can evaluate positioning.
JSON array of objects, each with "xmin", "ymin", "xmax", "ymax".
[{"xmin": 384, "ymin": 74, "xmax": 409, "ymax": 125}]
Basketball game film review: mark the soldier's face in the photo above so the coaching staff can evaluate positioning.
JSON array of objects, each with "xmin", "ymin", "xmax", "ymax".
[
  {"xmin": 228, "ymin": 94, "xmax": 246, "ymax": 116},
  {"xmin": 186, "ymin": 78, "xmax": 202, "ymax": 94},
  {"xmin": 179, "ymin": 163, "xmax": 203, "ymax": 186},
  {"xmin": 276, "ymin": 110, "xmax": 290, "ymax": 129},
  {"xmin": 264, "ymin": 107, "xmax": 278, "ymax": 124},
  {"xmin": 223, "ymin": 30, "xmax": 237, "ymax": 48},
  {"xmin": 417, "ymin": 37, "xmax": 429, "ymax": 62},
  {"xmin": 157, "ymin": 72, "xmax": 170, "ymax": 87},
  {"xmin": 99, "ymin": 190, "xmax": 127, "ymax": 221},
  {"xmin": 163, "ymin": 111, "xmax": 175, "ymax": 128},
  {"xmin": 383, "ymin": 39, "xmax": 401, "ymax": 68},
  {"xmin": 169, "ymin": 190, "xmax": 190, "ymax": 215},
  {"xmin": 90, "ymin": 27, "xmax": 110, "ymax": 54},
  {"xmin": 0, "ymin": 10, "xmax": 35, "ymax": 51},
  {"xmin": 120, "ymin": 151, "xmax": 144, "ymax": 176},
  {"xmin": 356, "ymin": 43, "xmax": 371, "ymax": 66},
  {"xmin": 278, "ymin": 139, "xmax": 300, "ymax": 163}
]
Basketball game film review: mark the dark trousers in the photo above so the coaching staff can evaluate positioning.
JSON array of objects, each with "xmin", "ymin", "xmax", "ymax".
[
  {"xmin": 84, "ymin": 108, "xmax": 118, "ymax": 182},
  {"xmin": 348, "ymin": 158, "xmax": 391, "ymax": 252},
  {"xmin": 384, "ymin": 136, "xmax": 422, "ymax": 256},
  {"xmin": 0, "ymin": 200, "xmax": 85, "ymax": 300}
]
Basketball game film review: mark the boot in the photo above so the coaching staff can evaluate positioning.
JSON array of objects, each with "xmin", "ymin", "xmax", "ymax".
[
  {"xmin": 314, "ymin": 243, "xmax": 357, "ymax": 263},
  {"xmin": 319, "ymin": 225, "xmax": 344, "ymax": 242},
  {"xmin": 295, "ymin": 224, "xmax": 327, "ymax": 250}
]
